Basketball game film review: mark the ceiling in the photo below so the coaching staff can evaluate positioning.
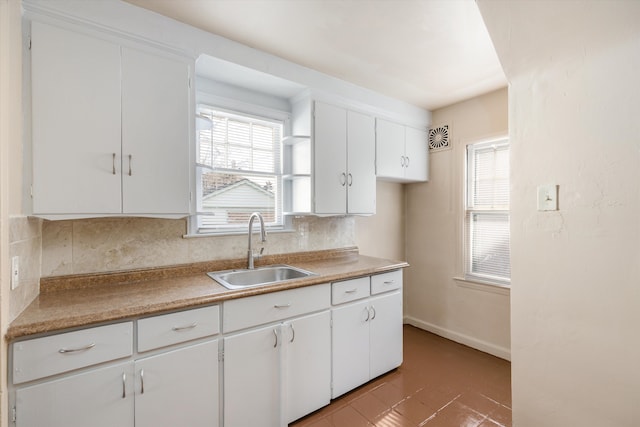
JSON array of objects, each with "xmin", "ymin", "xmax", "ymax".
[{"xmin": 124, "ymin": 0, "xmax": 506, "ymax": 111}]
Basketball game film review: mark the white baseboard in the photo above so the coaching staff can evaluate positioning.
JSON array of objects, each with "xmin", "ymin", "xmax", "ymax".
[{"xmin": 404, "ymin": 316, "xmax": 511, "ymax": 361}]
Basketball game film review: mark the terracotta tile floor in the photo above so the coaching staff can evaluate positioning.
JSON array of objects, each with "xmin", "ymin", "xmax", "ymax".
[{"xmin": 290, "ymin": 325, "xmax": 511, "ymax": 427}]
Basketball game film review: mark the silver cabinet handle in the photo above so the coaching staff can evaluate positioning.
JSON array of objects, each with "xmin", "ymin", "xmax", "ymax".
[
  {"xmin": 370, "ymin": 306, "xmax": 377, "ymax": 320},
  {"xmin": 400, "ymin": 156, "xmax": 405, "ymax": 167},
  {"xmin": 140, "ymin": 369, "xmax": 145, "ymax": 394},
  {"xmin": 273, "ymin": 328, "xmax": 278, "ymax": 348},
  {"xmin": 384, "ymin": 280, "xmax": 395, "ymax": 285},
  {"xmin": 405, "ymin": 156, "xmax": 410, "ymax": 167},
  {"xmin": 59, "ymin": 342, "xmax": 96, "ymax": 354},
  {"xmin": 340, "ymin": 172, "xmax": 346, "ymax": 186},
  {"xmin": 348, "ymin": 173, "xmax": 353, "ymax": 186},
  {"xmin": 289, "ymin": 323, "xmax": 295, "ymax": 343},
  {"xmin": 364, "ymin": 306, "xmax": 370, "ymax": 322},
  {"xmin": 112, "ymin": 153, "xmax": 116, "ymax": 175},
  {"xmin": 345, "ymin": 288, "xmax": 358, "ymax": 294},
  {"xmin": 172, "ymin": 322, "xmax": 197, "ymax": 331},
  {"xmin": 274, "ymin": 303, "xmax": 291, "ymax": 309},
  {"xmin": 128, "ymin": 154, "xmax": 132, "ymax": 176},
  {"xmin": 122, "ymin": 372, "xmax": 126, "ymax": 399}
]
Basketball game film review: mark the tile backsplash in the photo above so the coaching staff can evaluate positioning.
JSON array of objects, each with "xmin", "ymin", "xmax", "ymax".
[{"xmin": 41, "ymin": 215, "xmax": 355, "ymax": 277}]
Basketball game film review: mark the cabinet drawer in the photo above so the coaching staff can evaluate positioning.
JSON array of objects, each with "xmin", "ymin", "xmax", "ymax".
[
  {"xmin": 12, "ymin": 322, "xmax": 133, "ymax": 385},
  {"xmin": 223, "ymin": 284, "xmax": 330, "ymax": 333},
  {"xmin": 332, "ymin": 277, "xmax": 370, "ymax": 305},
  {"xmin": 371, "ymin": 270, "xmax": 403, "ymax": 295},
  {"xmin": 138, "ymin": 305, "xmax": 220, "ymax": 352}
]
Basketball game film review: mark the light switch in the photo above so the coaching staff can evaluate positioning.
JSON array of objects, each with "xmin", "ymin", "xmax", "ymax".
[
  {"xmin": 537, "ymin": 184, "xmax": 558, "ymax": 211},
  {"xmin": 11, "ymin": 256, "xmax": 19, "ymax": 289}
]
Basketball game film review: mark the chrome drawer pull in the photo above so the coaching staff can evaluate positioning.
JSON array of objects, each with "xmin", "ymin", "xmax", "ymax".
[
  {"xmin": 112, "ymin": 153, "xmax": 116, "ymax": 175},
  {"xmin": 172, "ymin": 322, "xmax": 197, "ymax": 331},
  {"xmin": 140, "ymin": 369, "xmax": 145, "ymax": 394},
  {"xmin": 289, "ymin": 324, "xmax": 295, "ymax": 343},
  {"xmin": 364, "ymin": 307, "xmax": 370, "ymax": 322},
  {"xmin": 345, "ymin": 289, "xmax": 358, "ymax": 294},
  {"xmin": 122, "ymin": 372, "xmax": 127, "ymax": 399},
  {"xmin": 274, "ymin": 303, "xmax": 291, "ymax": 309},
  {"xmin": 370, "ymin": 306, "xmax": 377, "ymax": 320},
  {"xmin": 58, "ymin": 342, "xmax": 96, "ymax": 354},
  {"xmin": 383, "ymin": 280, "xmax": 395, "ymax": 285},
  {"xmin": 273, "ymin": 328, "xmax": 278, "ymax": 348}
]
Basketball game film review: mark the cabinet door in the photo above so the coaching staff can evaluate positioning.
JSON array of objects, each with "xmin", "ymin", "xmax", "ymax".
[
  {"xmin": 314, "ymin": 102, "xmax": 347, "ymax": 214},
  {"xmin": 347, "ymin": 110, "xmax": 376, "ymax": 214},
  {"xmin": 31, "ymin": 22, "xmax": 122, "ymax": 215},
  {"xmin": 331, "ymin": 300, "xmax": 371, "ymax": 398},
  {"xmin": 15, "ymin": 362, "xmax": 134, "ymax": 427},
  {"xmin": 375, "ymin": 119, "xmax": 405, "ymax": 180},
  {"xmin": 121, "ymin": 47, "xmax": 191, "ymax": 215},
  {"xmin": 135, "ymin": 340, "xmax": 219, "ymax": 427},
  {"xmin": 285, "ymin": 311, "xmax": 331, "ymax": 423},
  {"xmin": 224, "ymin": 324, "xmax": 280, "ymax": 427},
  {"xmin": 369, "ymin": 291, "xmax": 403, "ymax": 379},
  {"xmin": 404, "ymin": 126, "xmax": 429, "ymax": 182}
]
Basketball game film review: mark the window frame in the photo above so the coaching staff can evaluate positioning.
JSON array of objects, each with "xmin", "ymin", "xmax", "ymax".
[
  {"xmin": 463, "ymin": 137, "xmax": 511, "ymax": 287},
  {"xmin": 189, "ymin": 97, "xmax": 291, "ymax": 236}
]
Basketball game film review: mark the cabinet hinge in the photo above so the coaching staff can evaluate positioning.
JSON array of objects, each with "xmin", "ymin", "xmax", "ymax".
[
  {"xmin": 218, "ymin": 350, "xmax": 224, "ymax": 362},
  {"xmin": 11, "ymin": 406, "xmax": 16, "ymax": 423}
]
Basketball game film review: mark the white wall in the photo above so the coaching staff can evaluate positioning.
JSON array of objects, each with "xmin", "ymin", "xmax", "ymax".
[
  {"xmin": 478, "ymin": 1, "xmax": 640, "ymax": 425},
  {"xmin": 403, "ymin": 88, "xmax": 510, "ymax": 360}
]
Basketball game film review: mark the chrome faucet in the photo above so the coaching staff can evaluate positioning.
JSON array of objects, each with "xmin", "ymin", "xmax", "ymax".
[{"xmin": 247, "ymin": 212, "xmax": 267, "ymax": 269}]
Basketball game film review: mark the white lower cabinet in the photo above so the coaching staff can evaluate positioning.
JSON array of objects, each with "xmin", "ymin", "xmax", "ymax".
[
  {"xmin": 223, "ymin": 310, "xmax": 331, "ymax": 427},
  {"xmin": 134, "ymin": 340, "xmax": 219, "ymax": 427},
  {"xmin": 285, "ymin": 311, "xmax": 332, "ymax": 423},
  {"xmin": 331, "ymin": 270, "xmax": 404, "ymax": 398},
  {"xmin": 15, "ymin": 361, "xmax": 135, "ymax": 427},
  {"xmin": 223, "ymin": 323, "xmax": 281, "ymax": 427}
]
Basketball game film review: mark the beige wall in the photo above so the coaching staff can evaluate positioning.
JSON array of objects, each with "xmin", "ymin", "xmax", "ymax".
[
  {"xmin": 479, "ymin": 1, "xmax": 640, "ymax": 425},
  {"xmin": 355, "ymin": 181, "xmax": 405, "ymax": 261},
  {"xmin": 404, "ymin": 87, "xmax": 511, "ymax": 360},
  {"xmin": 1, "ymin": 0, "xmax": 24, "ymax": 425}
]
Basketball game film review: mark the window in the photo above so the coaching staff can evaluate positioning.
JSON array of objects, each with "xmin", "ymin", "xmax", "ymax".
[
  {"xmin": 195, "ymin": 106, "xmax": 283, "ymax": 233},
  {"xmin": 465, "ymin": 138, "xmax": 511, "ymax": 285}
]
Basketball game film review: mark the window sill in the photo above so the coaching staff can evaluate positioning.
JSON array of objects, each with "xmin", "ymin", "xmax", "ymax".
[{"xmin": 453, "ymin": 276, "xmax": 510, "ymax": 295}]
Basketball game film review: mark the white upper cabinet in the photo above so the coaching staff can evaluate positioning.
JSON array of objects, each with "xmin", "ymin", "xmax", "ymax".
[
  {"xmin": 121, "ymin": 47, "xmax": 191, "ymax": 215},
  {"xmin": 287, "ymin": 99, "xmax": 376, "ymax": 216},
  {"xmin": 31, "ymin": 22, "xmax": 123, "ymax": 215},
  {"xmin": 376, "ymin": 118, "xmax": 429, "ymax": 182},
  {"xmin": 30, "ymin": 21, "xmax": 192, "ymax": 217}
]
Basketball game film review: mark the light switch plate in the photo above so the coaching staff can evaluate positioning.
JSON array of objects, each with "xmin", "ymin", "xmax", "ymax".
[
  {"xmin": 11, "ymin": 256, "xmax": 19, "ymax": 289},
  {"xmin": 537, "ymin": 184, "xmax": 558, "ymax": 211}
]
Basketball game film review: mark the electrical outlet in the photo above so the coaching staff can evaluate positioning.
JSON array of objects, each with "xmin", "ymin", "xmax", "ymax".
[{"xmin": 11, "ymin": 256, "xmax": 19, "ymax": 289}]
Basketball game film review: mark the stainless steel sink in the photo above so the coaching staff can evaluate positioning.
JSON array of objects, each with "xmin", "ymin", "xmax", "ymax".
[{"xmin": 207, "ymin": 264, "xmax": 316, "ymax": 290}]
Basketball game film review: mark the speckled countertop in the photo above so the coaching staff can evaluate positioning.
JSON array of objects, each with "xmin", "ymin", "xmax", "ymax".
[{"xmin": 6, "ymin": 247, "xmax": 408, "ymax": 341}]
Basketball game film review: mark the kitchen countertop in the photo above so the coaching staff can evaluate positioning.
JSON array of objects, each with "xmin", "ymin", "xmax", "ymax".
[{"xmin": 6, "ymin": 247, "xmax": 408, "ymax": 341}]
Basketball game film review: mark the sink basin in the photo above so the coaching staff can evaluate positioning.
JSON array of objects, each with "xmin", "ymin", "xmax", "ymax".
[{"xmin": 207, "ymin": 264, "xmax": 316, "ymax": 290}]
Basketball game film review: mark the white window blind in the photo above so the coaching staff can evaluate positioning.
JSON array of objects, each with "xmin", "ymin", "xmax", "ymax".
[
  {"xmin": 196, "ymin": 107, "xmax": 283, "ymax": 232},
  {"xmin": 465, "ymin": 139, "xmax": 511, "ymax": 284}
]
